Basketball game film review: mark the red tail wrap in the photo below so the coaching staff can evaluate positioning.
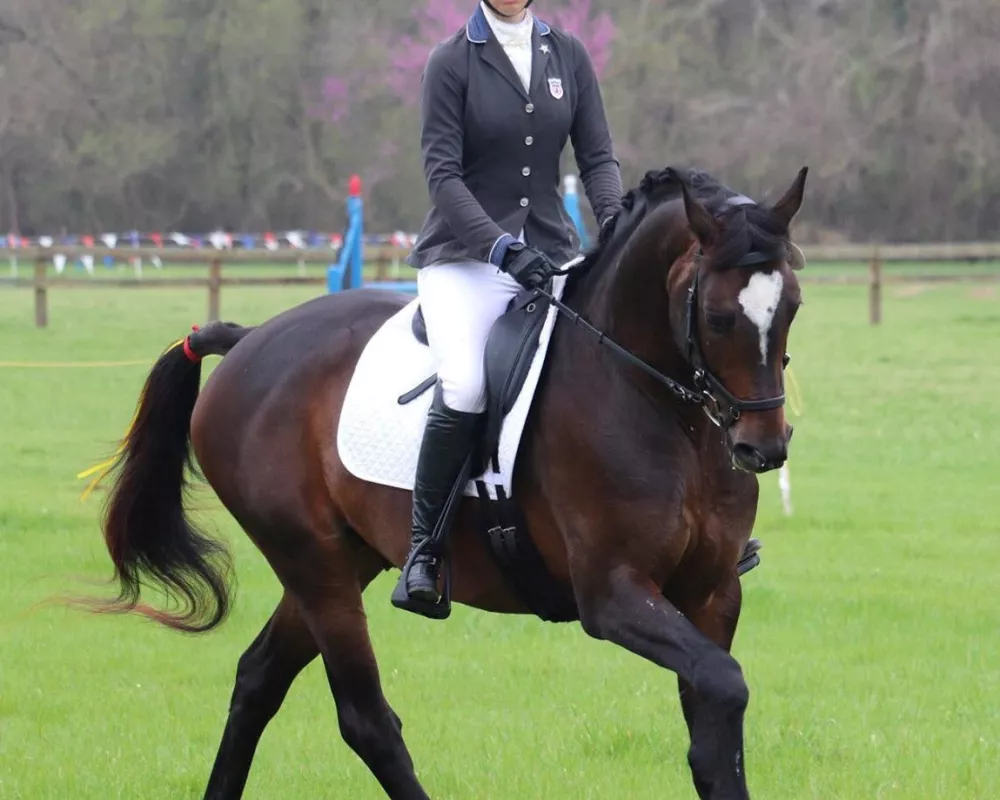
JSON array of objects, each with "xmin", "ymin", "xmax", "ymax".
[{"xmin": 182, "ymin": 324, "xmax": 202, "ymax": 364}]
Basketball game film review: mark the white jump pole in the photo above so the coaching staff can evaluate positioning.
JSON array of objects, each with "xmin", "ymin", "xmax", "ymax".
[{"xmin": 778, "ymin": 463, "xmax": 792, "ymax": 516}]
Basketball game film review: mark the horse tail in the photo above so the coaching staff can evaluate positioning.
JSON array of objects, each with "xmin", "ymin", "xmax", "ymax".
[{"xmin": 89, "ymin": 321, "xmax": 254, "ymax": 633}]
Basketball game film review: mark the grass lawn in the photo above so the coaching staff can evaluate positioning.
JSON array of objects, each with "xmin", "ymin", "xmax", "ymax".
[{"xmin": 0, "ymin": 275, "xmax": 997, "ymax": 798}]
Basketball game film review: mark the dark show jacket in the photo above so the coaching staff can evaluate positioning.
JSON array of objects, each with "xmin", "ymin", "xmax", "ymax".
[{"xmin": 407, "ymin": 4, "xmax": 623, "ymax": 270}]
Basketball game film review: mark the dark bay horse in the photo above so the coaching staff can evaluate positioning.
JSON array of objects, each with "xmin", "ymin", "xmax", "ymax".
[{"xmin": 87, "ymin": 166, "xmax": 807, "ymax": 799}]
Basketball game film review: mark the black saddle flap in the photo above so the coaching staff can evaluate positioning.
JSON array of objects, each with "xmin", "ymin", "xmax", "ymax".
[{"xmin": 479, "ymin": 288, "xmax": 551, "ymax": 473}]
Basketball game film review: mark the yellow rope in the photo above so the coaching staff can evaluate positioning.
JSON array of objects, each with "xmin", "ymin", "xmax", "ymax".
[
  {"xmin": 76, "ymin": 338, "xmax": 186, "ymax": 501},
  {"xmin": 0, "ymin": 360, "xmax": 154, "ymax": 368},
  {"xmin": 71, "ymin": 343, "xmax": 799, "ymax": 502}
]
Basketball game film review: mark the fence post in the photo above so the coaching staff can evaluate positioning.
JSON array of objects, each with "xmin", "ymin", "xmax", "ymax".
[
  {"xmin": 34, "ymin": 255, "xmax": 48, "ymax": 328},
  {"xmin": 869, "ymin": 248, "xmax": 882, "ymax": 325},
  {"xmin": 208, "ymin": 258, "xmax": 222, "ymax": 321},
  {"xmin": 375, "ymin": 244, "xmax": 388, "ymax": 282}
]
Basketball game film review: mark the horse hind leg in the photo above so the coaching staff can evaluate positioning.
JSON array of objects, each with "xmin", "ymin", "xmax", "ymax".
[
  {"xmin": 258, "ymin": 518, "xmax": 426, "ymax": 800},
  {"xmin": 203, "ymin": 592, "xmax": 318, "ymax": 800},
  {"xmin": 203, "ymin": 525, "xmax": 399, "ymax": 800},
  {"xmin": 299, "ymin": 577, "xmax": 429, "ymax": 800}
]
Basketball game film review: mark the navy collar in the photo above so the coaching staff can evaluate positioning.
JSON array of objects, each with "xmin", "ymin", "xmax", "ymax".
[{"xmin": 466, "ymin": 3, "xmax": 550, "ymax": 44}]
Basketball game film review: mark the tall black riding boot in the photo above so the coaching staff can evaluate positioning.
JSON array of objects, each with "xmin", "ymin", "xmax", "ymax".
[{"xmin": 391, "ymin": 384, "xmax": 482, "ymax": 618}]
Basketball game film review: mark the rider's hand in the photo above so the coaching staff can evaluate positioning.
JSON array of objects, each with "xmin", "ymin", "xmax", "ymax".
[{"xmin": 500, "ymin": 243, "xmax": 557, "ymax": 291}]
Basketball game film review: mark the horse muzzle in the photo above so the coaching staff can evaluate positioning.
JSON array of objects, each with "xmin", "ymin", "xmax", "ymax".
[{"xmin": 730, "ymin": 424, "xmax": 793, "ymax": 473}]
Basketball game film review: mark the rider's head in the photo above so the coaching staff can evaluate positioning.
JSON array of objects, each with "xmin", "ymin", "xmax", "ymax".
[{"xmin": 481, "ymin": 0, "xmax": 534, "ymax": 22}]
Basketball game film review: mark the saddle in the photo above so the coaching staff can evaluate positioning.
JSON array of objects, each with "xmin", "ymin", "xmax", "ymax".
[
  {"xmin": 399, "ymin": 286, "xmax": 763, "ymax": 623},
  {"xmin": 401, "ymin": 286, "xmax": 578, "ymax": 623}
]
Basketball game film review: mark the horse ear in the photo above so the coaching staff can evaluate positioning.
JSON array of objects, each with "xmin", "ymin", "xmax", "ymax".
[
  {"xmin": 681, "ymin": 181, "xmax": 719, "ymax": 245},
  {"xmin": 771, "ymin": 166, "xmax": 808, "ymax": 229}
]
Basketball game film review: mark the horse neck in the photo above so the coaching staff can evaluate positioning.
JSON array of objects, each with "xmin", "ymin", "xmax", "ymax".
[{"xmin": 581, "ymin": 201, "xmax": 695, "ymax": 382}]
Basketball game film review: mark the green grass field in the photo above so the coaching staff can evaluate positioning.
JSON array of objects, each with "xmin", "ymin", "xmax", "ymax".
[{"xmin": 1, "ymin": 276, "xmax": 998, "ymax": 799}]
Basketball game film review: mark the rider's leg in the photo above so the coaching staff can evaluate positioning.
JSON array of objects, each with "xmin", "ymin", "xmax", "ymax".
[{"xmin": 392, "ymin": 260, "xmax": 521, "ymax": 614}]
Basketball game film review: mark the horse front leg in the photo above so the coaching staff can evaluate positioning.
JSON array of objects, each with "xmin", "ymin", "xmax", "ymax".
[
  {"xmin": 676, "ymin": 576, "xmax": 747, "ymax": 800},
  {"xmin": 576, "ymin": 565, "xmax": 749, "ymax": 800}
]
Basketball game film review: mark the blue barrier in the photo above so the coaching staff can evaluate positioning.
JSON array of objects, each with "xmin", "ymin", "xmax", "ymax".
[
  {"xmin": 326, "ymin": 262, "xmax": 346, "ymax": 293},
  {"xmin": 368, "ymin": 281, "xmax": 418, "ymax": 294},
  {"xmin": 563, "ymin": 174, "xmax": 589, "ymax": 249},
  {"xmin": 328, "ymin": 174, "xmax": 365, "ymax": 293}
]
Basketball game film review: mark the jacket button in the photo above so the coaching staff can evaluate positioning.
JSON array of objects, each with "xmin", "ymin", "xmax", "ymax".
[
  {"xmin": 522, "ymin": 166, "xmax": 531, "ymax": 177},
  {"xmin": 525, "ymin": 135, "xmax": 534, "ymax": 145},
  {"xmin": 525, "ymin": 103, "xmax": 534, "ymax": 113},
  {"xmin": 520, "ymin": 197, "xmax": 529, "ymax": 207}
]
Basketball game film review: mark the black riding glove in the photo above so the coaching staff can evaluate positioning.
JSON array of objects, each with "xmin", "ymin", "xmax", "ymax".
[{"xmin": 501, "ymin": 243, "xmax": 557, "ymax": 291}]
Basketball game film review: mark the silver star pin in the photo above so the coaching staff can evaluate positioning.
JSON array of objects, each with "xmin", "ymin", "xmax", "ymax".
[{"xmin": 540, "ymin": 44, "xmax": 550, "ymax": 54}]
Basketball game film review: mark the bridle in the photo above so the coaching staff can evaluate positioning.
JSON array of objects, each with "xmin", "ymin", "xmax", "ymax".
[
  {"xmin": 541, "ymin": 246, "xmax": 790, "ymax": 431},
  {"xmin": 684, "ymin": 250, "xmax": 788, "ymax": 429}
]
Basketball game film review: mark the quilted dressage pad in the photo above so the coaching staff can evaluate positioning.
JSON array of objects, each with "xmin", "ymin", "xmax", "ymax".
[{"xmin": 336, "ymin": 273, "xmax": 568, "ymax": 499}]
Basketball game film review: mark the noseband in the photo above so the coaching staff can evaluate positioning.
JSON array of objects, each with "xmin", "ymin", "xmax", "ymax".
[{"xmin": 684, "ymin": 251, "xmax": 788, "ymax": 429}]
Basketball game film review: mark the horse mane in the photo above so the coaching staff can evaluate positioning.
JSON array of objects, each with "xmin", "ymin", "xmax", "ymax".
[{"xmin": 566, "ymin": 166, "xmax": 789, "ymax": 294}]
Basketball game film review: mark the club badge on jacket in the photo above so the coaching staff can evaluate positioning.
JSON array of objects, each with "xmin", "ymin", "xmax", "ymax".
[{"xmin": 548, "ymin": 78, "xmax": 564, "ymax": 100}]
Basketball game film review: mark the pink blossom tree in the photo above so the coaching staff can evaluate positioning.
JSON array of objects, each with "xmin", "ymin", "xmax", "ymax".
[
  {"xmin": 307, "ymin": 1, "xmax": 616, "ymax": 213},
  {"xmin": 388, "ymin": 0, "xmax": 616, "ymax": 104},
  {"xmin": 316, "ymin": 1, "xmax": 616, "ymax": 120}
]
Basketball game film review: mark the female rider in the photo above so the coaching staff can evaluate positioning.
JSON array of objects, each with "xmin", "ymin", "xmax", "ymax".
[{"xmin": 393, "ymin": 0, "xmax": 623, "ymax": 617}]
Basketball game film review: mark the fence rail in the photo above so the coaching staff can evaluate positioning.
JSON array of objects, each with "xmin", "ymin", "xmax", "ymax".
[
  {"xmin": 3, "ymin": 241, "xmax": 999, "ymax": 328},
  {"xmin": 801, "ymin": 241, "xmax": 1000, "ymax": 262},
  {"xmin": 1, "ymin": 245, "xmax": 400, "ymax": 327},
  {"xmin": 6, "ymin": 240, "xmax": 1000, "ymax": 264},
  {"xmin": 1, "ymin": 244, "xmax": 406, "ymax": 264}
]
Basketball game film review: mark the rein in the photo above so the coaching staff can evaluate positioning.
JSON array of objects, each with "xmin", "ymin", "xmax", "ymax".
[
  {"xmin": 536, "ymin": 279, "xmax": 705, "ymax": 406},
  {"xmin": 542, "ymin": 246, "xmax": 788, "ymax": 429}
]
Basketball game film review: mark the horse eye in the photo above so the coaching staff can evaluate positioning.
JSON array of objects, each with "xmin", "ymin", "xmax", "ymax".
[
  {"xmin": 706, "ymin": 311, "xmax": 735, "ymax": 333},
  {"xmin": 783, "ymin": 353, "xmax": 791, "ymax": 368}
]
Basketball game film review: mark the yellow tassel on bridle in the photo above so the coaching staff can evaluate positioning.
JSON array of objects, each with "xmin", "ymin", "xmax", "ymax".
[
  {"xmin": 785, "ymin": 365, "xmax": 804, "ymax": 418},
  {"xmin": 76, "ymin": 338, "xmax": 186, "ymax": 502}
]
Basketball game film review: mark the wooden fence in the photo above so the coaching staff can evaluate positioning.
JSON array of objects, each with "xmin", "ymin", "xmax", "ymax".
[
  {"xmin": 1, "ymin": 244, "xmax": 404, "ymax": 327},
  {"xmin": 2, "ymin": 241, "xmax": 999, "ymax": 328},
  {"xmin": 793, "ymin": 242, "xmax": 1000, "ymax": 324}
]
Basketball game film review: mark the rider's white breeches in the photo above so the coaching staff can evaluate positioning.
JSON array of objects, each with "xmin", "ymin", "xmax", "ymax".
[{"xmin": 416, "ymin": 259, "xmax": 522, "ymax": 413}]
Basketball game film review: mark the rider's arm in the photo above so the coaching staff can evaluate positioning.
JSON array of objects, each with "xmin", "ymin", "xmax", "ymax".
[
  {"xmin": 569, "ymin": 36, "xmax": 623, "ymax": 228},
  {"xmin": 419, "ymin": 44, "xmax": 518, "ymax": 267}
]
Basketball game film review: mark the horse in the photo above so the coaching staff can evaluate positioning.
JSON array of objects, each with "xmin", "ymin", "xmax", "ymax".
[{"xmin": 84, "ymin": 165, "xmax": 807, "ymax": 800}]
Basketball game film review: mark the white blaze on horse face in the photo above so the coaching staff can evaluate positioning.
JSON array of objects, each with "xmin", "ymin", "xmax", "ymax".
[{"xmin": 738, "ymin": 271, "xmax": 784, "ymax": 364}]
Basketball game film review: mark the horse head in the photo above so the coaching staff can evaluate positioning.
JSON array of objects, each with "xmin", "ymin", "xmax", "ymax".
[{"xmin": 667, "ymin": 167, "xmax": 808, "ymax": 473}]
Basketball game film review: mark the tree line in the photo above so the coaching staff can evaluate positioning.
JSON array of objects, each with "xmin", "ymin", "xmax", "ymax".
[{"xmin": 0, "ymin": 0, "xmax": 997, "ymax": 243}]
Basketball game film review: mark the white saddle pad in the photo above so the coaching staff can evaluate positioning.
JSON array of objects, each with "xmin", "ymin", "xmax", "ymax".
[{"xmin": 337, "ymin": 272, "xmax": 570, "ymax": 499}]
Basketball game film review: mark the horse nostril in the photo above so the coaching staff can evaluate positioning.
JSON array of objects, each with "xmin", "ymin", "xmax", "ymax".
[
  {"xmin": 732, "ymin": 443, "xmax": 766, "ymax": 471},
  {"xmin": 733, "ymin": 439, "xmax": 787, "ymax": 472}
]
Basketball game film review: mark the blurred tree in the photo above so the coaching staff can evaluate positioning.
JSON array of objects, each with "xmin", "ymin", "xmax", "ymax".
[{"xmin": 0, "ymin": 0, "xmax": 997, "ymax": 241}]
